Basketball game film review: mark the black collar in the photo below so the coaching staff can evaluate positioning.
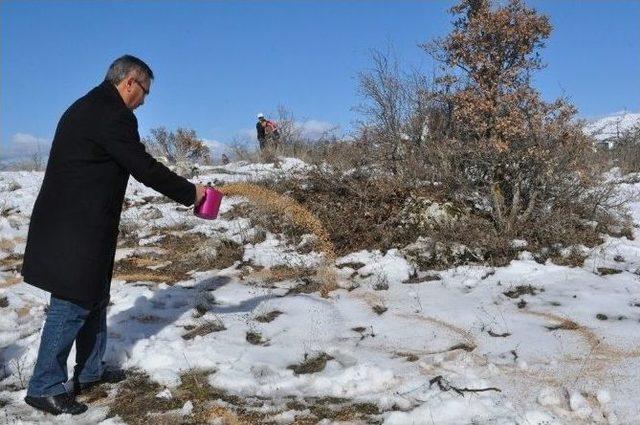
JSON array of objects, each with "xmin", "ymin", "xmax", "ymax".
[{"xmin": 99, "ymin": 79, "xmax": 127, "ymax": 108}]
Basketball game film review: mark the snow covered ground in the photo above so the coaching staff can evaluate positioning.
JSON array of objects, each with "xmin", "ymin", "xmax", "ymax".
[
  {"xmin": 584, "ymin": 111, "xmax": 640, "ymax": 147},
  {"xmin": 1, "ymin": 159, "xmax": 639, "ymax": 424}
]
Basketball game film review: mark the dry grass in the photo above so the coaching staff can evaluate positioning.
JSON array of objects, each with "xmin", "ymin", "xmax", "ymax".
[
  {"xmin": 106, "ymin": 371, "xmax": 183, "ymax": 424},
  {"xmin": 245, "ymin": 331, "xmax": 265, "ymax": 345},
  {"xmin": 503, "ymin": 284, "xmax": 541, "ymax": 299},
  {"xmin": 0, "ymin": 274, "xmax": 22, "ymax": 288},
  {"xmin": 254, "ymin": 310, "xmax": 282, "ymax": 323},
  {"xmin": 245, "ymin": 265, "xmax": 316, "ymax": 285},
  {"xmin": 104, "ymin": 369, "xmax": 262, "ymax": 425},
  {"xmin": 182, "ymin": 320, "xmax": 226, "ymax": 340},
  {"xmin": 550, "ymin": 247, "xmax": 588, "ymax": 267},
  {"xmin": 287, "ymin": 353, "xmax": 334, "ymax": 375},
  {"xmin": 100, "ymin": 368, "xmax": 384, "ymax": 423},
  {"xmin": 597, "ymin": 267, "xmax": 623, "ymax": 276},
  {"xmin": 0, "ymin": 253, "xmax": 22, "ymax": 273},
  {"xmin": 372, "ymin": 305, "xmax": 387, "ymax": 315},
  {"xmin": 114, "ymin": 233, "xmax": 244, "ymax": 284},
  {"xmin": 395, "ymin": 352, "xmax": 420, "ymax": 362},
  {"xmin": 0, "ymin": 238, "xmax": 16, "ymax": 251},
  {"xmin": 204, "ymin": 406, "xmax": 246, "ymax": 425}
]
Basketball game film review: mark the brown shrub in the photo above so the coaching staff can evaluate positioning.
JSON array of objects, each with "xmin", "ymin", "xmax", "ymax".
[{"xmin": 255, "ymin": 170, "xmax": 418, "ymax": 256}]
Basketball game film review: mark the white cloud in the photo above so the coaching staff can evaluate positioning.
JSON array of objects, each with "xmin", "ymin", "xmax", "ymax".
[
  {"xmin": 2, "ymin": 133, "xmax": 51, "ymax": 160},
  {"xmin": 201, "ymin": 137, "xmax": 231, "ymax": 155},
  {"xmin": 236, "ymin": 128, "xmax": 258, "ymax": 143},
  {"xmin": 294, "ymin": 119, "xmax": 337, "ymax": 140}
]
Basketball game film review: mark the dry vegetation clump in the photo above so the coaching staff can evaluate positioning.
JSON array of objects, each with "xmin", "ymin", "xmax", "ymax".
[
  {"xmin": 106, "ymin": 370, "xmax": 263, "ymax": 425},
  {"xmin": 245, "ymin": 330, "xmax": 265, "ymax": 345},
  {"xmin": 0, "ymin": 253, "xmax": 23, "ymax": 274},
  {"xmin": 287, "ymin": 353, "xmax": 334, "ymax": 375},
  {"xmin": 117, "ymin": 219, "xmax": 142, "ymax": 248},
  {"xmin": 256, "ymin": 170, "xmax": 527, "ymax": 268},
  {"xmin": 114, "ymin": 232, "xmax": 244, "ymax": 284},
  {"xmin": 106, "ymin": 371, "xmax": 183, "ymax": 424},
  {"xmin": 254, "ymin": 171, "xmax": 419, "ymax": 256},
  {"xmin": 182, "ymin": 320, "xmax": 226, "ymax": 340},
  {"xmin": 285, "ymin": 277, "xmax": 324, "ymax": 295},
  {"xmin": 254, "ymin": 310, "xmax": 282, "ymax": 323},
  {"xmin": 305, "ymin": 399, "xmax": 380, "ymax": 423},
  {"xmin": 244, "ymin": 265, "xmax": 317, "ymax": 287},
  {"xmin": 372, "ymin": 305, "xmax": 387, "ymax": 315},
  {"xmin": 549, "ymin": 246, "xmax": 588, "ymax": 267},
  {"xmin": 282, "ymin": 397, "xmax": 381, "ymax": 424},
  {"xmin": 104, "ymin": 369, "xmax": 384, "ymax": 424},
  {"xmin": 503, "ymin": 284, "xmax": 541, "ymax": 299}
]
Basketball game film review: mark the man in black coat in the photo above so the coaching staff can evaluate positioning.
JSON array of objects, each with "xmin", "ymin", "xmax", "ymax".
[{"xmin": 21, "ymin": 55, "xmax": 206, "ymax": 415}]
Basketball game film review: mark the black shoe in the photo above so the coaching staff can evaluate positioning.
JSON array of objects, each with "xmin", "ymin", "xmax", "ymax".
[
  {"xmin": 72, "ymin": 368, "xmax": 126, "ymax": 394},
  {"xmin": 24, "ymin": 393, "xmax": 88, "ymax": 415}
]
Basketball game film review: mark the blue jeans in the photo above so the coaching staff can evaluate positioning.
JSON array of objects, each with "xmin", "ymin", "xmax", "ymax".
[{"xmin": 27, "ymin": 295, "xmax": 109, "ymax": 397}]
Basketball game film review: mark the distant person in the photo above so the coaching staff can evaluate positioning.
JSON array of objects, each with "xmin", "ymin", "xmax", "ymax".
[
  {"xmin": 256, "ymin": 113, "xmax": 280, "ymax": 151},
  {"xmin": 21, "ymin": 55, "xmax": 207, "ymax": 416}
]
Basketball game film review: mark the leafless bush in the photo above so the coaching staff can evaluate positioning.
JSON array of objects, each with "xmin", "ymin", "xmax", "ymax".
[
  {"xmin": 608, "ymin": 125, "xmax": 640, "ymax": 174},
  {"xmin": 30, "ymin": 142, "xmax": 46, "ymax": 171},
  {"xmin": 10, "ymin": 355, "xmax": 29, "ymax": 389},
  {"xmin": 1, "ymin": 142, "xmax": 48, "ymax": 171},
  {"xmin": 142, "ymin": 127, "xmax": 212, "ymax": 166},
  {"xmin": 355, "ymin": 48, "xmax": 426, "ymax": 177}
]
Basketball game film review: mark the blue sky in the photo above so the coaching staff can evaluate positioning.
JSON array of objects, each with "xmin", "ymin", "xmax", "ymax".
[{"xmin": 1, "ymin": 1, "xmax": 639, "ymax": 160}]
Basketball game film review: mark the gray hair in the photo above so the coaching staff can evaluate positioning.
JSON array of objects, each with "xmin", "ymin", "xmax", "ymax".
[{"xmin": 105, "ymin": 55, "xmax": 154, "ymax": 85}]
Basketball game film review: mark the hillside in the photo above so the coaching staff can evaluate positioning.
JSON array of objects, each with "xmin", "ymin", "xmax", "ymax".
[
  {"xmin": 584, "ymin": 111, "xmax": 640, "ymax": 144},
  {"xmin": 1, "ymin": 160, "xmax": 640, "ymax": 424}
]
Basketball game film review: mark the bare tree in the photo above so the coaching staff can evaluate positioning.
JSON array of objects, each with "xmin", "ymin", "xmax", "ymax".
[{"xmin": 356, "ymin": 49, "xmax": 411, "ymax": 175}]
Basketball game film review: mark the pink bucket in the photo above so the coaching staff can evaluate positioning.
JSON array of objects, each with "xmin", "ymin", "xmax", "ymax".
[{"xmin": 194, "ymin": 186, "xmax": 223, "ymax": 220}]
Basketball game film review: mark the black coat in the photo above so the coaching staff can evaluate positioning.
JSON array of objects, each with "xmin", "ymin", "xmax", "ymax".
[
  {"xmin": 256, "ymin": 121, "xmax": 266, "ymax": 142},
  {"xmin": 21, "ymin": 80, "xmax": 195, "ymax": 303}
]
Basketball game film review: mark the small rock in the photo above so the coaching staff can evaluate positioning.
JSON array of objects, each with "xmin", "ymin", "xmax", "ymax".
[{"xmin": 596, "ymin": 313, "xmax": 608, "ymax": 321}]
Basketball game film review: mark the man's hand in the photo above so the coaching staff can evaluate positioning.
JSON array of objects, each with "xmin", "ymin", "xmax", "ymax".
[{"xmin": 195, "ymin": 184, "xmax": 207, "ymax": 206}]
